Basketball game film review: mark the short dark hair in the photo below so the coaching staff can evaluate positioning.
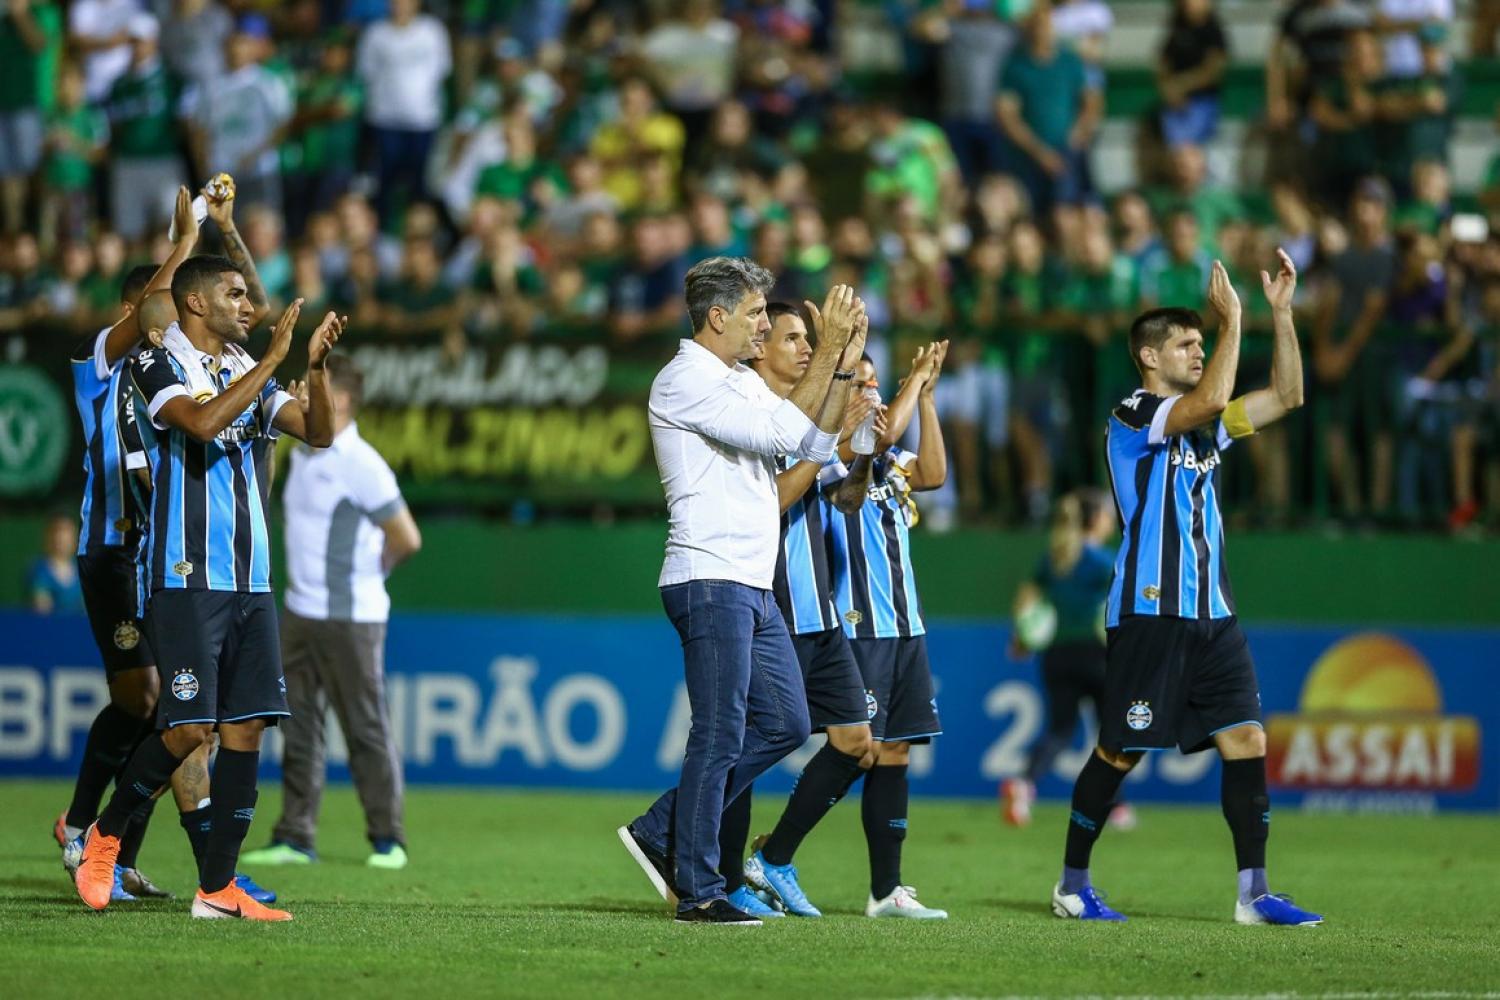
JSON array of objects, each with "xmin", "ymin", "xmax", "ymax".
[
  {"xmin": 325, "ymin": 353, "xmax": 364, "ymax": 409},
  {"xmin": 766, "ymin": 301, "xmax": 807, "ymax": 326},
  {"xmin": 171, "ymin": 255, "xmax": 242, "ymax": 315},
  {"xmin": 1128, "ymin": 307, "xmax": 1202, "ymax": 375},
  {"xmin": 683, "ymin": 256, "xmax": 775, "ymax": 333},
  {"xmin": 120, "ymin": 264, "xmax": 157, "ymax": 305}
]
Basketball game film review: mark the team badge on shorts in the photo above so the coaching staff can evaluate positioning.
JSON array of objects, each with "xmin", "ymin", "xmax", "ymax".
[
  {"xmin": 171, "ymin": 671, "xmax": 199, "ymax": 701},
  {"xmin": 112, "ymin": 621, "xmax": 140, "ymax": 650},
  {"xmin": 1126, "ymin": 701, "xmax": 1153, "ymax": 731},
  {"xmin": 866, "ymin": 691, "xmax": 879, "ymax": 720}
]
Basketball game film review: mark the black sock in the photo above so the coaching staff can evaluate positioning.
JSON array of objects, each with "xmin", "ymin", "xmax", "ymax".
[
  {"xmin": 717, "ymin": 785, "xmax": 752, "ymax": 894},
  {"xmin": 762, "ymin": 744, "xmax": 867, "ymax": 866},
  {"xmin": 862, "ymin": 764, "xmax": 908, "ymax": 900},
  {"xmin": 116, "ymin": 795, "xmax": 159, "ymax": 869},
  {"xmin": 97, "ymin": 734, "xmax": 184, "ymax": 838},
  {"xmin": 1063, "ymin": 753, "xmax": 1130, "ymax": 871},
  {"xmin": 201, "ymin": 749, "xmax": 259, "ymax": 893},
  {"xmin": 65, "ymin": 705, "xmax": 149, "ymax": 830},
  {"xmin": 1221, "ymin": 757, "xmax": 1270, "ymax": 870},
  {"xmin": 179, "ymin": 805, "xmax": 212, "ymax": 879}
]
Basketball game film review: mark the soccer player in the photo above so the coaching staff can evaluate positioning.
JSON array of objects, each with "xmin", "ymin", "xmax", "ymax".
[
  {"xmin": 1050, "ymin": 251, "xmax": 1324, "ymax": 926},
  {"xmin": 56, "ymin": 187, "xmax": 204, "ymax": 901},
  {"xmin": 697, "ymin": 302, "xmax": 877, "ymax": 919},
  {"xmin": 821, "ymin": 342, "xmax": 951, "ymax": 919},
  {"xmin": 617, "ymin": 262, "xmax": 866, "ymax": 925},
  {"xmin": 241, "ymin": 354, "xmax": 421, "ymax": 870},
  {"xmin": 73, "ymin": 257, "xmax": 346, "ymax": 921}
]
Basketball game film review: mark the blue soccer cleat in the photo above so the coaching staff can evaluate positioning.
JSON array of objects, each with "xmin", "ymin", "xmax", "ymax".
[
  {"xmin": 1052, "ymin": 882, "xmax": 1127, "ymax": 922},
  {"xmin": 111, "ymin": 866, "xmax": 139, "ymax": 902},
  {"xmin": 234, "ymin": 872, "xmax": 277, "ymax": 904},
  {"xmin": 727, "ymin": 885, "xmax": 784, "ymax": 919},
  {"xmin": 1235, "ymin": 893, "xmax": 1323, "ymax": 926},
  {"xmin": 744, "ymin": 851, "xmax": 821, "ymax": 918}
]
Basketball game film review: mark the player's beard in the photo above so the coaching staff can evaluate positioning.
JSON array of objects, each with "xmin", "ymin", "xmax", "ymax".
[{"xmin": 211, "ymin": 309, "xmax": 251, "ymax": 345}]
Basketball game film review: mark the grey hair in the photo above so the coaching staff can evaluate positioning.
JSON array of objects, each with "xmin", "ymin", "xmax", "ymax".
[{"xmin": 684, "ymin": 256, "xmax": 775, "ymax": 333}]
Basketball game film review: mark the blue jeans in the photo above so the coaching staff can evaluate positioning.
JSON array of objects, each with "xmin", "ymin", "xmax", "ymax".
[
  {"xmin": 1160, "ymin": 94, "xmax": 1222, "ymax": 148},
  {"xmin": 633, "ymin": 580, "xmax": 811, "ymax": 910}
]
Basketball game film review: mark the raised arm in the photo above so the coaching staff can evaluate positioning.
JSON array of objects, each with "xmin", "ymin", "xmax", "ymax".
[
  {"xmin": 909, "ymin": 341, "xmax": 948, "ymax": 490},
  {"xmin": 103, "ymin": 186, "xmax": 200, "ymax": 367},
  {"xmin": 787, "ymin": 285, "xmax": 864, "ymax": 424},
  {"xmin": 1228, "ymin": 249, "xmax": 1305, "ymax": 434},
  {"xmin": 1163, "ymin": 260, "xmax": 1242, "ymax": 437},
  {"xmin": 147, "ymin": 300, "xmax": 302, "ymax": 444},
  {"xmin": 205, "ymin": 181, "xmax": 272, "ymax": 328},
  {"xmin": 880, "ymin": 341, "xmax": 941, "ymax": 448},
  {"xmin": 271, "ymin": 311, "xmax": 346, "ymax": 448},
  {"xmin": 779, "ymin": 390, "xmax": 877, "ymax": 512}
]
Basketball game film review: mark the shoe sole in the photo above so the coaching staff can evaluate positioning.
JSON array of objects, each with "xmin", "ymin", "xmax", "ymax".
[
  {"xmin": 616, "ymin": 826, "xmax": 677, "ymax": 906},
  {"xmin": 1234, "ymin": 912, "xmax": 1323, "ymax": 926},
  {"xmin": 673, "ymin": 918, "xmax": 763, "ymax": 927},
  {"xmin": 190, "ymin": 899, "xmax": 293, "ymax": 922}
]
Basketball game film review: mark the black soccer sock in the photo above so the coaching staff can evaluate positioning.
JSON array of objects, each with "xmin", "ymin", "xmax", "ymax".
[
  {"xmin": 862, "ymin": 763, "xmax": 908, "ymax": 900},
  {"xmin": 116, "ymin": 794, "xmax": 159, "ymax": 869},
  {"xmin": 65, "ymin": 704, "xmax": 150, "ymax": 830},
  {"xmin": 762, "ymin": 744, "xmax": 867, "ymax": 866},
  {"xmin": 717, "ymin": 785, "xmax": 752, "ymax": 894},
  {"xmin": 179, "ymin": 804, "xmax": 212, "ymax": 879},
  {"xmin": 1221, "ymin": 756, "xmax": 1270, "ymax": 872},
  {"xmin": 1062, "ymin": 752, "xmax": 1131, "ymax": 871},
  {"xmin": 96, "ymin": 734, "xmax": 185, "ymax": 838},
  {"xmin": 201, "ymin": 749, "xmax": 260, "ymax": 893}
]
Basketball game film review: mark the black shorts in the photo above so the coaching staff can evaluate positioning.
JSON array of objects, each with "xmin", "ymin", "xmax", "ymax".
[
  {"xmin": 1099, "ymin": 615, "xmax": 1261, "ymax": 755},
  {"xmin": 849, "ymin": 635, "xmax": 943, "ymax": 744},
  {"xmin": 790, "ymin": 628, "xmax": 869, "ymax": 731},
  {"xmin": 146, "ymin": 590, "xmax": 289, "ymax": 729},
  {"xmin": 77, "ymin": 547, "xmax": 152, "ymax": 678}
]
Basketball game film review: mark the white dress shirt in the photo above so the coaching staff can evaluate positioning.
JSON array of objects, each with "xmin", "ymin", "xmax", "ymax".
[
  {"xmin": 283, "ymin": 422, "xmax": 405, "ymax": 623},
  {"xmin": 356, "ymin": 14, "xmax": 452, "ymax": 131},
  {"xmin": 651, "ymin": 339, "xmax": 839, "ymax": 589}
]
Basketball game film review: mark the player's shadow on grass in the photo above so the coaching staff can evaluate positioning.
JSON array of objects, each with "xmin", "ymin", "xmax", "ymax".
[{"xmin": 546, "ymin": 899, "xmax": 684, "ymax": 917}]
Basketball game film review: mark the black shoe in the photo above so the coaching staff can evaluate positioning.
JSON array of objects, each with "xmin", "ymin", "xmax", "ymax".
[
  {"xmin": 616, "ymin": 824, "xmax": 679, "ymax": 905},
  {"xmin": 674, "ymin": 898, "xmax": 763, "ymax": 925}
]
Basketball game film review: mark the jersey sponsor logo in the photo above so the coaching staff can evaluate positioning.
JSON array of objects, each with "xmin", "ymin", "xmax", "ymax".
[
  {"xmin": 171, "ymin": 671, "xmax": 199, "ymax": 701},
  {"xmin": 1126, "ymin": 701, "xmax": 1153, "ymax": 731},
  {"xmin": 1119, "ymin": 393, "xmax": 1142, "ymax": 410},
  {"xmin": 112, "ymin": 622, "xmax": 140, "ymax": 651},
  {"xmin": 1169, "ymin": 440, "xmax": 1221, "ymax": 473},
  {"xmin": 173, "ymin": 560, "xmax": 194, "ymax": 577},
  {"xmin": 866, "ymin": 480, "xmax": 899, "ymax": 503},
  {"xmin": 216, "ymin": 421, "xmax": 267, "ymax": 444}
]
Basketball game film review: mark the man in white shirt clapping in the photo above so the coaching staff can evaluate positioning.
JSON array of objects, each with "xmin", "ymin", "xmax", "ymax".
[{"xmin": 617, "ymin": 258, "xmax": 869, "ymax": 925}]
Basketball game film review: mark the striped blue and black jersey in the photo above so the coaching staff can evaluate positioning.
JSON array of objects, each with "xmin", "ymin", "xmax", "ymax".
[
  {"xmin": 826, "ymin": 447, "xmax": 926, "ymax": 640},
  {"xmin": 71, "ymin": 329, "xmax": 148, "ymax": 555},
  {"xmin": 772, "ymin": 456, "xmax": 839, "ymax": 635},
  {"xmin": 131, "ymin": 346, "xmax": 295, "ymax": 594},
  {"xmin": 1104, "ymin": 389, "xmax": 1237, "ymax": 627}
]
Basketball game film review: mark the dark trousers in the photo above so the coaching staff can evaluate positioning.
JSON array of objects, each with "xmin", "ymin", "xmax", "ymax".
[
  {"xmin": 1025, "ymin": 639, "xmax": 1107, "ymax": 785},
  {"xmin": 272, "ymin": 609, "xmax": 405, "ymax": 849},
  {"xmin": 370, "ymin": 125, "xmax": 434, "ymax": 226},
  {"xmin": 633, "ymin": 580, "xmax": 812, "ymax": 909}
]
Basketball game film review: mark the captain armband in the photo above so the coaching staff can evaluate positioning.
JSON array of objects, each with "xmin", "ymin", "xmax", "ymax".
[{"xmin": 1222, "ymin": 397, "xmax": 1256, "ymax": 440}]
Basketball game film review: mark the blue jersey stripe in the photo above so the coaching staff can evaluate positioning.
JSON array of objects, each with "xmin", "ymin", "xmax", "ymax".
[
  {"xmin": 829, "ymin": 450, "xmax": 925, "ymax": 640},
  {"xmin": 73, "ymin": 352, "xmax": 139, "ymax": 554}
]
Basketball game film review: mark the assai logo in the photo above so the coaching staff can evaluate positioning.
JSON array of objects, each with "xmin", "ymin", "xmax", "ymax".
[
  {"xmin": 1126, "ymin": 701, "xmax": 1153, "ymax": 731},
  {"xmin": 1266, "ymin": 634, "xmax": 1479, "ymax": 792},
  {"xmin": 171, "ymin": 671, "xmax": 199, "ymax": 701}
]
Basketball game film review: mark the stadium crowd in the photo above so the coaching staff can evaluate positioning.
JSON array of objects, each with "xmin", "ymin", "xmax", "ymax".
[{"xmin": 3, "ymin": 0, "xmax": 1500, "ymax": 531}]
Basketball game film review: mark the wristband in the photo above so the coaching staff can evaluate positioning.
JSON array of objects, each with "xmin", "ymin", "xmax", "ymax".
[{"xmin": 833, "ymin": 369, "xmax": 855, "ymax": 381}]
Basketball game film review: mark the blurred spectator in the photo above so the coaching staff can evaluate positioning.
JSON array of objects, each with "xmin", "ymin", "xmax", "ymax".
[
  {"xmin": 545, "ymin": 154, "xmax": 619, "ymax": 243},
  {"xmin": 913, "ymin": 0, "xmax": 1015, "ymax": 187},
  {"xmin": 160, "ymin": 0, "xmax": 232, "ymax": 93},
  {"xmin": 688, "ymin": 191, "xmax": 746, "ymax": 259},
  {"xmin": 76, "ymin": 229, "xmax": 127, "ymax": 326},
  {"xmin": 0, "ymin": 232, "xmax": 50, "ymax": 330},
  {"xmin": 1051, "ymin": 0, "xmax": 1114, "ymax": 68},
  {"xmin": 865, "ymin": 100, "xmax": 963, "ymax": 228},
  {"xmin": 1156, "ymin": 0, "xmax": 1230, "ymax": 148},
  {"xmin": 0, "ymin": 0, "xmax": 62, "ymax": 234},
  {"xmin": 1265, "ymin": 0, "xmax": 1370, "ymax": 187},
  {"xmin": 689, "ymin": 99, "xmax": 787, "ymax": 201},
  {"xmin": 1147, "ymin": 143, "xmax": 1244, "ymax": 253},
  {"xmin": 43, "ymin": 240, "xmax": 96, "ymax": 323},
  {"xmin": 1113, "ymin": 189, "xmax": 1163, "ymax": 270},
  {"xmin": 590, "ymin": 76, "xmax": 685, "ymax": 212},
  {"xmin": 638, "ymin": 0, "xmax": 740, "ymax": 147},
  {"xmin": 181, "ymin": 17, "xmax": 293, "ymax": 213},
  {"xmin": 27, "ymin": 514, "xmax": 83, "ymax": 615},
  {"xmin": 949, "ymin": 232, "xmax": 1011, "ymax": 519},
  {"xmin": 40, "ymin": 62, "xmax": 108, "ymax": 247},
  {"xmin": 1315, "ymin": 178, "xmax": 1398, "ymax": 522},
  {"xmin": 996, "ymin": 1, "xmax": 1102, "ymax": 222},
  {"xmin": 70, "ymin": 0, "xmax": 139, "ymax": 104},
  {"xmin": 1309, "ymin": 27, "xmax": 1381, "ymax": 208},
  {"xmin": 474, "ymin": 107, "xmax": 566, "ymax": 225},
  {"xmin": 1476, "ymin": 0, "xmax": 1500, "ymax": 56},
  {"xmin": 1373, "ymin": 0, "xmax": 1453, "ymax": 79},
  {"xmin": 105, "ymin": 13, "xmax": 185, "ymax": 240},
  {"xmin": 802, "ymin": 97, "xmax": 871, "ymax": 224},
  {"xmin": 1004, "ymin": 219, "xmax": 1058, "ymax": 523},
  {"xmin": 1397, "ymin": 160, "xmax": 1452, "ymax": 234},
  {"xmin": 379, "ymin": 236, "xmax": 459, "ymax": 336},
  {"xmin": 465, "ymin": 223, "xmax": 543, "ymax": 338},
  {"xmin": 610, "ymin": 215, "xmax": 687, "ymax": 342},
  {"xmin": 242, "ymin": 206, "xmax": 291, "ymax": 301},
  {"xmin": 285, "ymin": 30, "xmax": 362, "ymax": 233},
  {"xmin": 1372, "ymin": 23, "xmax": 1455, "ymax": 197},
  {"xmin": 357, "ymin": 0, "xmax": 452, "ymax": 225},
  {"xmin": 1140, "ymin": 209, "xmax": 1212, "ymax": 311}
]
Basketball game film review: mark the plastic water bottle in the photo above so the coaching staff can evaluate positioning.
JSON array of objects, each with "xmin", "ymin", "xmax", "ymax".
[{"xmin": 851, "ymin": 386, "xmax": 880, "ymax": 455}]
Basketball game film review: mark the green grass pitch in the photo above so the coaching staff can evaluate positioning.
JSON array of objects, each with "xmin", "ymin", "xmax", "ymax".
[{"xmin": 2, "ymin": 780, "xmax": 1496, "ymax": 998}]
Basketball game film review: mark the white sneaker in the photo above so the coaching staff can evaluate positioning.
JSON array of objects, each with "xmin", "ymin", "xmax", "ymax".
[{"xmin": 865, "ymin": 885, "xmax": 948, "ymax": 919}]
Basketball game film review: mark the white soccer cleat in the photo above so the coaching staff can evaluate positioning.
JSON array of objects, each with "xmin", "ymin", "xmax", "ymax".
[{"xmin": 866, "ymin": 884, "xmax": 948, "ymax": 919}]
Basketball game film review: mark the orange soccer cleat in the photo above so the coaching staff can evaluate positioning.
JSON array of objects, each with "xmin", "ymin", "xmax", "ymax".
[
  {"xmin": 74, "ymin": 823, "xmax": 123, "ymax": 911},
  {"xmin": 191, "ymin": 882, "xmax": 293, "ymax": 921}
]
